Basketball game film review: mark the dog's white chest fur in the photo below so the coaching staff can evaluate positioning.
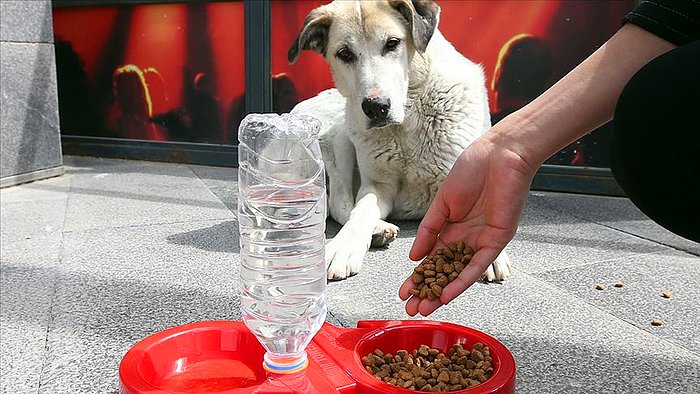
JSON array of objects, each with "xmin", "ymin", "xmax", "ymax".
[{"xmin": 349, "ymin": 114, "xmax": 461, "ymax": 219}]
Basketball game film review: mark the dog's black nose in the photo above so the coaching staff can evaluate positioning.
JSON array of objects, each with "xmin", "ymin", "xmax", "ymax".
[{"xmin": 362, "ymin": 97, "xmax": 391, "ymax": 121}]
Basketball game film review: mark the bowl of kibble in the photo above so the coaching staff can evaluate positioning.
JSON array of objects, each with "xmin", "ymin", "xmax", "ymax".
[{"xmin": 352, "ymin": 320, "xmax": 516, "ymax": 393}]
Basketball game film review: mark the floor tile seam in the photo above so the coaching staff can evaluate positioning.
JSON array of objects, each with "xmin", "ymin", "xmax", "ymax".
[
  {"xmin": 60, "ymin": 216, "xmax": 236, "ymax": 236},
  {"xmin": 35, "ymin": 185, "xmax": 72, "ymax": 388},
  {"xmin": 516, "ymin": 249, "xmax": 667, "ymax": 276},
  {"xmin": 0, "ymin": 196, "xmax": 70, "ymax": 207},
  {"xmin": 35, "ymin": 255, "xmax": 61, "ymax": 393},
  {"xmin": 188, "ymin": 164, "xmax": 237, "ymax": 214},
  {"xmin": 594, "ymin": 222, "xmax": 699, "ymax": 257},
  {"xmin": 326, "ymin": 310, "xmax": 348, "ymax": 328},
  {"xmin": 520, "ymin": 271, "xmax": 700, "ymax": 357},
  {"xmin": 188, "ymin": 164, "xmax": 217, "ymax": 188},
  {"xmin": 59, "ymin": 178, "xmax": 72, "ymax": 237},
  {"xmin": 540, "ymin": 201, "xmax": 698, "ymax": 256},
  {"xmin": 0, "ymin": 40, "xmax": 55, "ymax": 48}
]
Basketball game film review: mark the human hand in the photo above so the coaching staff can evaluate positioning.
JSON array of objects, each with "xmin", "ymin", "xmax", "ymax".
[{"xmin": 399, "ymin": 132, "xmax": 537, "ymax": 316}]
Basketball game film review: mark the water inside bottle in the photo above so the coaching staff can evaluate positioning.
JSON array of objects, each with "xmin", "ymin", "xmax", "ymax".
[{"xmin": 239, "ymin": 184, "xmax": 327, "ymax": 356}]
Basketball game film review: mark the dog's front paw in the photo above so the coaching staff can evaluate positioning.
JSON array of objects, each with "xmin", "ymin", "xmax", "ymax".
[
  {"xmin": 371, "ymin": 220, "xmax": 399, "ymax": 247},
  {"xmin": 325, "ymin": 232, "xmax": 370, "ymax": 281},
  {"xmin": 483, "ymin": 251, "xmax": 512, "ymax": 282}
]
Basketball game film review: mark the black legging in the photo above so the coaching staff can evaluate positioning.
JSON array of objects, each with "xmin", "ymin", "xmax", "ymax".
[{"xmin": 611, "ymin": 39, "xmax": 699, "ymax": 242}]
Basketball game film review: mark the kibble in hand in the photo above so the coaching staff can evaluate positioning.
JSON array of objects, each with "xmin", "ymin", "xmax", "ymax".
[{"xmin": 410, "ymin": 241, "xmax": 473, "ymax": 300}]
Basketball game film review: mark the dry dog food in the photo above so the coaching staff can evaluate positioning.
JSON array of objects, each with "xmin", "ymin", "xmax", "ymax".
[
  {"xmin": 362, "ymin": 342, "xmax": 494, "ymax": 391},
  {"xmin": 613, "ymin": 280, "xmax": 624, "ymax": 288},
  {"xmin": 410, "ymin": 241, "xmax": 474, "ymax": 300},
  {"xmin": 595, "ymin": 283, "xmax": 606, "ymax": 290},
  {"xmin": 662, "ymin": 290, "xmax": 673, "ymax": 298},
  {"xmin": 651, "ymin": 319, "xmax": 664, "ymax": 326}
]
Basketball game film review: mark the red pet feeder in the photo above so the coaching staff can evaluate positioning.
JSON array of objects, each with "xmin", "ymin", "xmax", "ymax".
[{"xmin": 119, "ymin": 320, "xmax": 516, "ymax": 393}]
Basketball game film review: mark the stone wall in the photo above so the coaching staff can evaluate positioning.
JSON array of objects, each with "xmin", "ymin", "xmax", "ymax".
[{"xmin": 1, "ymin": 0, "xmax": 63, "ymax": 187}]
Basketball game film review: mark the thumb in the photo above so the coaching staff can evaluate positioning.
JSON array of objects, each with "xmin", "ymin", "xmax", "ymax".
[
  {"xmin": 410, "ymin": 197, "xmax": 448, "ymax": 261},
  {"xmin": 439, "ymin": 247, "xmax": 501, "ymax": 304}
]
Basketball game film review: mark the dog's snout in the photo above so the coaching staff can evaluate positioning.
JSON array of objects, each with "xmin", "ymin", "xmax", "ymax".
[{"xmin": 362, "ymin": 97, "xmax": 391, "ymax": 121}]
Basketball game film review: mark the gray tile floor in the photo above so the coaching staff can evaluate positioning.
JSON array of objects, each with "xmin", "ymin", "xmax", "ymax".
[{"xmin": 1, "ymin": 156, "xmax": 698, "ymax": 393}]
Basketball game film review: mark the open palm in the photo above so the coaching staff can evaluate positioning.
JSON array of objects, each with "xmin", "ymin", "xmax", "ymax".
[{"xmin": 399, "ymin": 134, "xmax": 537, "ymax": 316}]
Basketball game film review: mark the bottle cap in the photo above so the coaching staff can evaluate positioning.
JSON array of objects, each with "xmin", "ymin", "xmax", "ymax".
[{"xmin": 263, "ymin": 352, "xmax": 309, "ymax": 374}]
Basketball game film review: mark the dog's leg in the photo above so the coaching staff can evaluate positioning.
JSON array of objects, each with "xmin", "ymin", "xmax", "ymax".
[
  {"xmin": 291, "ymin": 89, "xmax": 355, "ymax": 224},
  {"xmin": 323, "ymin": 130, "xmax": 356, "ymax": 225},
  {"xmin": 482, "ymin": 250, "xmax": 513, "ymax": 282},
  {"xmin": 326, "ymin": 183, "xmax": 396, "ymax": 280},
  {"xmin": 371, "ymin": 220, "xmax": 399, "ymax": 247}
]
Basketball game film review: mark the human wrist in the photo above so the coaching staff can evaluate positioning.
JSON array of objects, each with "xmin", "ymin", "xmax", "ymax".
[{"xmin": 484, "ymin": 112, "xmax": 548, "ymax": 173}]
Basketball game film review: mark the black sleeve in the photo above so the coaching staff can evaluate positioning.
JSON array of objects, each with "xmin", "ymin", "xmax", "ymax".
[{"xmin": 623, "ymin": 0, "xmax": 700, "ymax": 46}]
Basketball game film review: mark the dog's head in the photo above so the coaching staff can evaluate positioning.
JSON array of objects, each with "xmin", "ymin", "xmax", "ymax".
[{"xmin": 289, "ymin": 0, "xmax": 440, "ymax": 130}]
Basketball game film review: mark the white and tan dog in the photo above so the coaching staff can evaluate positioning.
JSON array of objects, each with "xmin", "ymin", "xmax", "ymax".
[{"xmin": 289, "ymin": 0, "xmax": 512, "ymax": 281}]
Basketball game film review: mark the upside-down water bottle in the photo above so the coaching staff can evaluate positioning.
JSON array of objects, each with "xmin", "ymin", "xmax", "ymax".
[{"xmin": 237, "ymin": 113, "xmax": 327, "ymax": 375}]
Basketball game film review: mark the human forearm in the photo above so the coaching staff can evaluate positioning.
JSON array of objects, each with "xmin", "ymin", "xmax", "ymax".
[{"xmin": 487, "ymin": 23, "xmax": 677, "ymax": 169}]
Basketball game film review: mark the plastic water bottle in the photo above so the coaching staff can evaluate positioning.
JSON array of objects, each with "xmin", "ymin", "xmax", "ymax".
[{"xmin": 237, "ymin": 113, "xmax": 327, "ymax": 375}]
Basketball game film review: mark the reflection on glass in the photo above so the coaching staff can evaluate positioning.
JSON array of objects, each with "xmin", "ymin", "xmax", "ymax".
[
  {"xmin": 53, "ymin": 1, "xmax": 245, "ymax": 145},
  {"xmin": 270, "ymin": 0, "xmax": 633, "ymax": 168}
]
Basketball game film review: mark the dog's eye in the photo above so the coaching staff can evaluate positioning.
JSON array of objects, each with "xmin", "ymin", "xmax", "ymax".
[
  {"xmin": 336, "ymin": 47, "xmax": 356, "ymax": 63},
  {"xmin": 384, "ymin": 38, "xmax": 401, "ymax": 52}
]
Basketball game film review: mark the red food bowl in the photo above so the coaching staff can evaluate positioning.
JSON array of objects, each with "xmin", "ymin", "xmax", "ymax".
[
  {"xmin": 349, "ymin": 321, "xmax": 516, "ymax": 393},
  {"xmin": 119, "ymin": 320, "xmax": 515, "ymax": 394}
]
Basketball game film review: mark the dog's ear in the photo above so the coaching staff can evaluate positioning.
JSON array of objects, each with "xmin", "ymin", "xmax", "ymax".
[
  {"xmin": 389, "ymin": 0, "xmax": 440, "ymax": 53},
  {"xmin": 288, "ymin": 7, "xmax": 334, "ymax": 64}
]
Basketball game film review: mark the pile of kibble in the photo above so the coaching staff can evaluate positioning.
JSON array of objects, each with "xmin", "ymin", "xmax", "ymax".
[
  {"xmin": 361, "ymin": 342, "xmax": 494, "ymax": 391},
  {"xmin": 410, "ymin": 241, "xmax": 474, "ymax": 300}
]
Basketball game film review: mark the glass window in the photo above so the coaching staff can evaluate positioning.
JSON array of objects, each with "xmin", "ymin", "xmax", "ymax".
[
  {"xmin": 52, "ymin": 1, "xmax": 245, "ymax": 145},
  {"xmin": 270, "ymin": 0, "xmax": 334, "ymax": 111},
  {"xmin": 270, "ymin": 0, "xmax": 633, "ymax": 168}
]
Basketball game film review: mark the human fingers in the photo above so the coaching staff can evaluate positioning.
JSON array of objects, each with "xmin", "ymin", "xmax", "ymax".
[
  {"xmin": 439, "ymin": 247, "xmax": 501, "ymax": 304},
  {"xmin": 417, "ymin": 297, "xmax": 444, "ymax": 316},
  {"xmin": 402, "ymin": 264, "xmax": 449, "ymax": 316},
  {"xmin": 398, "ymin": 276, "xmax": 416, "ymax": 301},
  {"xmin": 404, "ymin": 295, "xmax": 421, "ymax": 316},
  {"xmin": 404, "ymin": 294, "xmax": 444, "ymax": 317}
]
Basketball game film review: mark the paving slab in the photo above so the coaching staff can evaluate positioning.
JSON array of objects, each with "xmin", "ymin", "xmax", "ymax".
[
  {"xmin": 536, "ymin": 249, "xmax": 700, "ymax": 353},
  {"xmin": 60, "ymin": 158, "xmax": 232, "ymax": 232},
  {"xmin": 1, "ymin": 198, "xmax": 66, "ymax": 262},
  {"xmin": 0, "ymin": 174, "xmax": 70, "ymax": 203},
  {"xmin": 530, "ymin": 191, "xmax": 699, "ymax": 255},
  {"xmin": 507, "ymin": 200, "xmax": 667, "ymax": 274},
  {"xmin": 189, "ymin": 164, "xmax": 238, "ymax": 213},
  {"xmin": 39, "ymin": 220, "xmax": 240, "ymax": 393},
  {"xmin": 0, "ymin": 178, "xmax": 67, "ymax": 393},
  {"xmin": 0, "ymin": 261, "xmax": 57, "ymax": 394}
]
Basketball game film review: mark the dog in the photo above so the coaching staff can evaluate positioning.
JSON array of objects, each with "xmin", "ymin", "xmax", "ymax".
[{"xmin": 288, "ymin": 0, "xmax": 512, "ymax": 281}]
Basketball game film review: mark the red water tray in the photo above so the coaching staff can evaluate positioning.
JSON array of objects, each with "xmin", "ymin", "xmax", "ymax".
[{"xmin": 119, "ymin": 320, "xmax": 516, "ymax": 393}]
